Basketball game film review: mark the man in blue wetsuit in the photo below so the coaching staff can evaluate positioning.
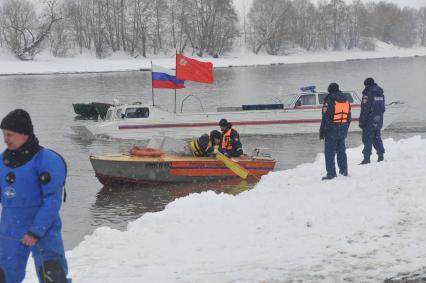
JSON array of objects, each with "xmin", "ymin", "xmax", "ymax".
[
  {"xmin": 320, "ymin": 83, "xmax": 351, "ymax": 180},
  {"xmin": 359, "ymin": 77, "xmax": 386, "ymax": 164},
  {"xmin": 0, "ymin": 109, "xmax": 70, "ymax": 283}
]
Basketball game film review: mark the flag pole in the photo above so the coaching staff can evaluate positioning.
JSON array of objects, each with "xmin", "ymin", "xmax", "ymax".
[
  {"xmin": 174, "ymin": 50, "xmax": 178, "ymax": 113},
  {"xmin": 174, "ymin": 88, "xmax": 177, "ymax": 113},
  {"xmin": 151, "ymin": 61, "xmax": 155, "ymax": 106}
]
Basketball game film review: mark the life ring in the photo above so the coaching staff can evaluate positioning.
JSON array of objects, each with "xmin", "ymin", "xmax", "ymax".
[{"xmin": 129, "ymin": 147, "xmax": 163, "ymax": 157}]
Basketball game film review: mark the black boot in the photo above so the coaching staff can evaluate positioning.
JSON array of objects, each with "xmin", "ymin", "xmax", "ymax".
[
  {"xmin": 339, "ymin": 170, "xmax": 348, "ymax": 176},
  {"xmin": 359, "ymin": 157, "xmax": 370, "ymax": 165},
  {"xmin": 378, "ymin": 154, "xmax": 384, "ymax": 162},
  {"xmin": 322, "ymin": 174, "xmax": 336, "ymax": 180}
]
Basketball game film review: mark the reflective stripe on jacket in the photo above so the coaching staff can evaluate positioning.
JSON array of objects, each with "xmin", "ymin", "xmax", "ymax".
[
  {"xmin": 190, "ymin": 134, "xmax": 212, "ymax": 157},
  {"xmin": 221, "ymin": 128, "xmax": 233, "ymax": 151}
]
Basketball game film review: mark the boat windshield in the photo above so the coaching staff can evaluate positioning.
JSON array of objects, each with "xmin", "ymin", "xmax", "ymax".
[
  {"xmin": 125, "ymin": 107, "xmax": 150, "ymax": 118},
  {"xmin": 296, "ymin": 94, "xmax": 317, "ymax": 106},
  {"xmin": 280, "ymin": 94, "xmax": 299, "ymax": 107}
]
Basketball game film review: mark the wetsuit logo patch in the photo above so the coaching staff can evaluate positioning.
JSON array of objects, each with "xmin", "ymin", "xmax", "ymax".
[{"xmin": 3, "ymin": 186, "xmax": 16, "ymax": 199}]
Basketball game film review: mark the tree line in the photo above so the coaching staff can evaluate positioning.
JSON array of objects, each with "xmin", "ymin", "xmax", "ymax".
[
  {"xmin": 248, "ymin": 0, "xmax": 426, "ymax": 55},
  {"xmin": 0, "ymin": 0, "xmax": 425, "ymax": 60}
]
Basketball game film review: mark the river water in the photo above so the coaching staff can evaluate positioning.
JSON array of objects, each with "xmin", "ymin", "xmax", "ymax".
[{"xmin": 0, "ymin": 56, "xmax": 425, "ymax": 249}]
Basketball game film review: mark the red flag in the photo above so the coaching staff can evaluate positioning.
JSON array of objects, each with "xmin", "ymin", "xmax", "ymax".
[{"xmin": 176, "ymin": 54, "xmax": 213, "ymax": 84}]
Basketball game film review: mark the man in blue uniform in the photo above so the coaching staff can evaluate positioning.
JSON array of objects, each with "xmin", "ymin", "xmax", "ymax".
[
  {"xmin": 0, "ymin": 109, "xmax": 70, "ymax": 283},
  {"xmin": 320, "ymin": 83, "xmax": 351, "ymax": 180},
  {"xmin": 359, "ymin": 77, "xmax": 385, "ymax": 164}
]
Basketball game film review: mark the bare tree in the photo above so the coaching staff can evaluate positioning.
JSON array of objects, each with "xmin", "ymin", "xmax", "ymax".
[
  {"xmin": 0, "ymin": 0, "xmax": 62, "ymax": 60},
  {"xmin": 418, "ymin": 7, "xmax": 426, "ymax": 46},
  {"xmin": 292, "ymin": 0, "xmax": 317, "ymax": 51},
  {"xmin": 248, "ymin": 0, "xmax": 293, "ymax": 54}
]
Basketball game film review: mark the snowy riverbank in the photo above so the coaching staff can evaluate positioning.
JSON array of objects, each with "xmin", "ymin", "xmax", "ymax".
[
  {"xmin": 1, "ymin": 42, "xmax": 426, "ymax": 76},
  {"xmin": 22, "ymin": 136, "xmax": 426, "ymax": 282}
]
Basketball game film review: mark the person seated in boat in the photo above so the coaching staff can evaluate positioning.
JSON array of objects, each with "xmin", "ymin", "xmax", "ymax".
[
  {"xmin": 190, "ymin": 130, "xmax": 222, "ymax": 157},
  {"xmin": 219, "ymin": 119, "xmax": 243, "ymax": 158}
]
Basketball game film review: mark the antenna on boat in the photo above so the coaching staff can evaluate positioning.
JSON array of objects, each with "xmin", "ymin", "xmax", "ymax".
[{"xmin": 150, "ymin": 61, "xmax": 155, "ymax": 106}]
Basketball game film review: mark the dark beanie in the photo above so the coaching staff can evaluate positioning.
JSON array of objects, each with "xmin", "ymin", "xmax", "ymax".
[
  {"xmin": 364, "ymin": 77, "xmax": 375, "ymax": 86},
  {"xmin": 328, "ymin": 83, "xmax": 340, "ymax": 93},
  {"xmin": 0, "ymin": 109, "xmax": 34, "ymax": 135},
  {"xmin": 219, "ymin": 118, "xmax": 228, "ymax": 127},
  {"xmin": 210, "ymin": 130, "xmax": 221, "ymax": 140}
]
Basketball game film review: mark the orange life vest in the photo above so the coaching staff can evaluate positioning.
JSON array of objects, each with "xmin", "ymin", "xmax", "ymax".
[
  {"xmin": 221, "ymin": 128, "xmax": 235, "ymax": 151},
  {"xmin": 333, "ymin": 101, "xmax": 350, "ymax": 123}
]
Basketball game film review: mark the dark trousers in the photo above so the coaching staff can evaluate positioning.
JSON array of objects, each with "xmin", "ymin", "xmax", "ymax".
[
  {"xmin": 362, "ymin": 127, "xmax": 385, "ymax": 157},
  {"xmin": 324, "ymin": 124, "xmax": 349, "ymax": 176}
]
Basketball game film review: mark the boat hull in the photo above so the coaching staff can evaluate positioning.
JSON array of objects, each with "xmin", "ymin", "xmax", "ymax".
[
  {"xmin": 90, "ymin": 154, "xmax": 275, "ymax": 185},
  {"xmin": 80, "ymin": 103, "xmax": 404, "ymax": 140}
]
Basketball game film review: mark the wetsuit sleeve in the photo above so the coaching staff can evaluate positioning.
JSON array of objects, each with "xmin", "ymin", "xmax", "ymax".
[{"xmin": 29, "ymin": 150, "xmax": 66, "ymax": 238}]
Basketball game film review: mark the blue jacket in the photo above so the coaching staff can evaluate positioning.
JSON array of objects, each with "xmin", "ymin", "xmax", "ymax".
[
  {"xmin": 320, "ymin": 91, "xmax": 352, "ymax": 137},
  {"xmin": 359, "ymin": 84, "xmax": 385, "ymax": 129},
  {"xmin": 0, "ymin": 148, "xmax": 66, "ymax": 239}
]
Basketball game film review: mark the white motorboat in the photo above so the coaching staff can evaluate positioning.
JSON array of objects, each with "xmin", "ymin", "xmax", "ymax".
[{"xmin": 72, "ymin": 87, "xmax": 405, "ymax": 140}]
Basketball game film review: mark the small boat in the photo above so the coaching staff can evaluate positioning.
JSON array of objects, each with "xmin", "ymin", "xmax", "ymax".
[
  {"xmin": 73, "ymin": 87, "xmax": 405, "ymax": 140},
  {"xmin": 73, "ymin": 102, "xmax": 113, "ymax": 119},
  {"xmin": 90, "ymin": 151, "xmax": 276, "ymax": 185}
]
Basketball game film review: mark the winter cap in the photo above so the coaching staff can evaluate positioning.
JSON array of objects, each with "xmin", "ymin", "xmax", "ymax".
[
  {"xmin": 219, "ymin": 118, "xmax": 229, "ymax": 127},
  {"xmin": 210, "ymin": 130, "xmax": 221, "ymax": 140},
  {"xmin": 364, "ymin": 77, "xmax": 375, "ymax": 86},
  {"xmin": 0, "ymin": 109, "xmax": 34, "ymax": 136},
  {"xmin": 327, "ymin": 83, "xmax": 340, "ymax": 93}
]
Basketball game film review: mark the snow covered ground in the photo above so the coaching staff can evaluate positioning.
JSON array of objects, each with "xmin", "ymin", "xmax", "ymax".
[
  {"xmin": 1, "ymin": 42, "xmax": 426, "ymax": 75},
  {"xmin": 22, "ymin": 136, "xmax": 426, "ymax": 282}
]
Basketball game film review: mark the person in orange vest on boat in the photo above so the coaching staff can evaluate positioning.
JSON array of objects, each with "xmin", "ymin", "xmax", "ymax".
[
  {"xmin": 319, "ymin": 83, "xmax": 351, "ymax": 180},
  {"xmin": 190, "ymin": 130, "xmax": 222, "ymax": 157},
  {"xmin": 219, "ymin": 119, "xmax": 243, "ymax": 157}
]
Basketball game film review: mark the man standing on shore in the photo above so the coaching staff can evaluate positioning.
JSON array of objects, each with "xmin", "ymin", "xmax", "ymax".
[
  {"xmin": 320, "ymin": 83, "xmax": 351, "ymax": 180},
  {"xmin": 359, "ymin": 77, "xmax": 386, "ymax": 164},
  {"xmin": 0, "ymin": 109, "xmax": 70, "ymax": 283}
]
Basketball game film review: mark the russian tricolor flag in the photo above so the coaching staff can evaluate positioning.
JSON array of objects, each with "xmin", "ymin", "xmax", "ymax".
[{"xmin": 151, "ymin": 64, "xmax": 185, "ymax": 89}]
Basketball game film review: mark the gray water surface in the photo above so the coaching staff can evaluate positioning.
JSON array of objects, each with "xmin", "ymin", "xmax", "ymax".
[{"xmin": 0, "ymin": 56, "xmax": 425, "ymax": 249}]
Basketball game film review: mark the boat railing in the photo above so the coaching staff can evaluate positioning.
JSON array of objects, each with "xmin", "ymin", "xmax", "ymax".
[
  {"xmin": 387, "ymin": 100, "xmax": 404, "ymax": 106},
  {"xmin": 251, "ymin": 148, "xmax": 272, "ymax": 158},
  {"xmin": 180, "ymin": 94, "xmax": 205, "ymax": 113},
  {"xmin": 351, "ymin": 91, "xmax": 362, "ymax": 103}
]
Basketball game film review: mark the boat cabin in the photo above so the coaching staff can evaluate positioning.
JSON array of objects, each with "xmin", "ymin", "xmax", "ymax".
[
  {"xmin": 294, "ymin": 91, "xmax": 356, "ymax": 108},
  {"xmin": 104, "ymin": 104, "xmax": 151, "ymax": 121}
]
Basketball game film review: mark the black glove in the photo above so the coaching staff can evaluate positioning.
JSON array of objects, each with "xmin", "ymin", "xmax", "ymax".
[
  {"xmin": 319, "ymin": 130, "xmax": 325, "ymax": 140},
  {"xmin": 359, "ymin": 122, "xmax": 364, "ymax": 129}
]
